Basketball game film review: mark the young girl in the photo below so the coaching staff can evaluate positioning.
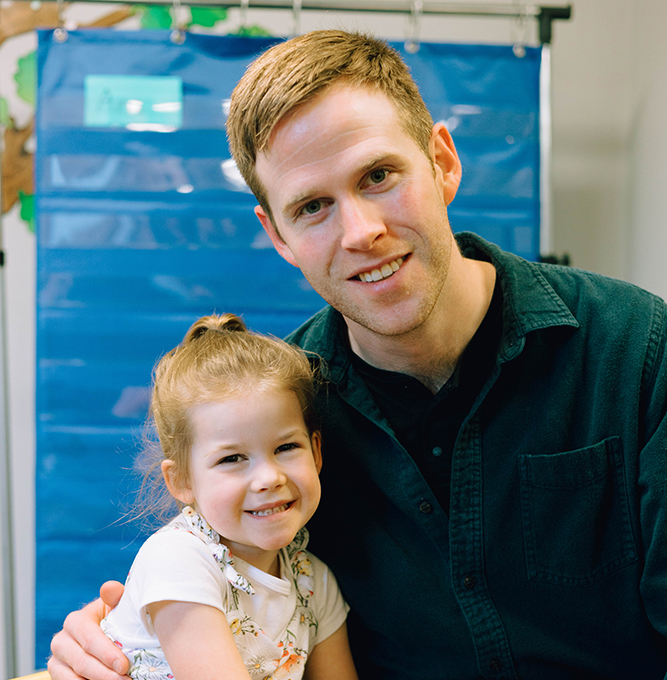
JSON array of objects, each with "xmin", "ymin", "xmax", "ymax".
[{"xmin": 101, "ymin": 314, "xmax": 358, "ymax": 680}]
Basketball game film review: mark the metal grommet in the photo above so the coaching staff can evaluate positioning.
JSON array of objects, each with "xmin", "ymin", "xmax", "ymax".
[{"xmin": 170, "ymin": 29, "xmax": 186, "ymax": 44}]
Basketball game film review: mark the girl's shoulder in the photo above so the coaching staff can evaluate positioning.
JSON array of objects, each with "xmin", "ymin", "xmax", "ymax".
[{"xmin": 134, "ymin": 514, "xmax": 218, "ymax": 566}]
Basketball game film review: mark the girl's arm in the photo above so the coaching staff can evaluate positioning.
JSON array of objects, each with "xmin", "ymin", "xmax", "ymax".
[
  {"xmin": 302, "ymin": 622, "xmax": 359, "ymax": 680},
  {"xmin": 148, "ymin": 600, "xmax": 251, "ymax": 680}
]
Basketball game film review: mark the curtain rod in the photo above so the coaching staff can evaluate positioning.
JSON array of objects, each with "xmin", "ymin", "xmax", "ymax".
[
  {"xmin": 115, "ymin": 0, "xmax": 568, "ymax": 18},
  {"xmin": 18, "ymin": 0, "xmax": 572, "ymax": 42},
  {"xmin": 202, "ymin": 2, "xmax": 571, "ymax": 43}
]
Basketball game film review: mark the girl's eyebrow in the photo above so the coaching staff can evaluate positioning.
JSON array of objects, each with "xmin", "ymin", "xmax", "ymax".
[
  {"xmin": 204, "ymin": 429, "xmax": 308, "ymax": 457},
  {"xmin": 279, "ymin": 428, "xmax": 308, "ymax": 439},
  {"xmin": 205, "ymin": 443, "xmax": 242, "ymax": 457}
]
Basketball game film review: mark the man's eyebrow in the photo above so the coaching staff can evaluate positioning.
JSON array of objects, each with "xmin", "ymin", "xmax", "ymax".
[
  {"xmin": 282, "ymin": 153, "xmax": 398, "ymax": 217},
  {"xmin": 283, "ymin": 190, "xmax": 317, "ymax": 217},
  {"xmin": 357, "ymin": 153, "xmax": 397, "ymax": 176}
]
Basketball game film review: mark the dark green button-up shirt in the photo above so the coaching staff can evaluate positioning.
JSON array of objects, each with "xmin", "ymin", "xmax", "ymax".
[{"xmin": 288, "ymin": 232, "xmax": 667, "ymax": 680}]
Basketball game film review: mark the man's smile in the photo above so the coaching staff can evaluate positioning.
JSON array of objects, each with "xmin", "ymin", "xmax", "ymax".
[{"xmin": 354, "ymin": 256, "xmax": 406, "ymax": 282}]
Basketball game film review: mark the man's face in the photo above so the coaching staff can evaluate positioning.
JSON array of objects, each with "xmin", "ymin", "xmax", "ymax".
[{"xmin": 254, "ymin": 83, "xmax": 462, "ymax": 340}]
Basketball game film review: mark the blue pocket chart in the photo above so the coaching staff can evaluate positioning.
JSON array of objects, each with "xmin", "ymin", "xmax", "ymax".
[{"xmin": 35, "ymin": 28, "xmax": 540, "ymax": 666}]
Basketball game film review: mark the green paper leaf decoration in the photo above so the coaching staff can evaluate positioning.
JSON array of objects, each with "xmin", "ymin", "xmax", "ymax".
[
  {"xmin": 15, "ymin": 51, "xmax": 37, "ymax": 106},
  {"xmin": 229, "ymin": 24, "xmax": 272, "ymax": 37},
  {"xmin": 190, "ymin": 6, "xmax": 227, "ymax": 27},
  {"xmin": 0, "ymin": 97, "xmax": 13, "ymax": 129},
  {"xmin": 138, "ymin": 5, "xmax": 173, "ymax": 29},
  {"xmin": 18, "ymin": 191, "xmax": 35, "ymax": 233}
]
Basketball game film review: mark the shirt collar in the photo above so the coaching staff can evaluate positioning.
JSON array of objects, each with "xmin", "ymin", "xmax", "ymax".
[{"xmin": 455, "ymin": 232, "xmax": 579, "ymax": 361}]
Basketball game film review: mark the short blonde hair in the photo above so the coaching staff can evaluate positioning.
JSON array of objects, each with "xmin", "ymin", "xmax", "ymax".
[
  {"xmin": 227, "ymin": 30, "xmax": 434, "ymax": 222},
  {"xmin": 135, "ymin": 313, "xmax": 318, "ymax": 526}
]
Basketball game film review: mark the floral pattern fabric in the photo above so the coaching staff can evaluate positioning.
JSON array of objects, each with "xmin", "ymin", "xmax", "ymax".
[{"xmin": 102, "ymin": 508, "xmax": 322, "ymax": 680}]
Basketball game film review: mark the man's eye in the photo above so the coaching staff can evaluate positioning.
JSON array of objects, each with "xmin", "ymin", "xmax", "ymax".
[
  {"xmin": 301, "ymin": 200, "xmax": 321, "ymax": 215},
  {"xmin": 368, "ymin": 169, "xmax": 389, "ymax": 184}
]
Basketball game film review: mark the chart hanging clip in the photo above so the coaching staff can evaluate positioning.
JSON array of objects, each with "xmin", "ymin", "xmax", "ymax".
[
  {"xmin": 238, "ymin": 0, "xmax": 250, "ymax": 32},
  {"xmin": 405, "ymin": 0, "xmax": 423, "ymax": 54},
  {"xmin": 171, "ymin": 0, "xmax": 186, "ymax": 45},
  {"xmin": 291, "ymin": 0, "xmax": 302, "ymax": 37},
  {"xmin": 512, "ymin": 1, "xmax": 531, "ymax": 57},
  {"xmin": 53, "ymin": 0, "xmax": 67, "ymax": 43}
]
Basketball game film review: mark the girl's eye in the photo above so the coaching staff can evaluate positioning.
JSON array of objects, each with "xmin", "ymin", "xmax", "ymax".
[
  {"xmin": 218, "ymin": 454, "xmax": 243, "ymax": 465},
  {"xmin": 276, "ymin": 442, "xmax": 300, "ymax": 454},
  {"xmin": 368, "ymin": 168, "xmax": 389, "ymax": 184}
]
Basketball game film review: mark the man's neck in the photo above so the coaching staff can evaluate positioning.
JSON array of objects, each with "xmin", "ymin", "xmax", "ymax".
[{"xmin": 347, "ymin": 255, "xmax": 497, "ymax": 394}]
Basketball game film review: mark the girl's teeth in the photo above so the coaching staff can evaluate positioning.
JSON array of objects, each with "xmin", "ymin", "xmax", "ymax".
[{"xmin": 251, "ymin": 503, "xmax": 289, "ymax": 516}]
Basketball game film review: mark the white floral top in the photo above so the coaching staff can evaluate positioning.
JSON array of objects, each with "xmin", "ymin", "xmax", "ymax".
[{"xmin": 101, "ymin": 508, "xmax": 348, "ymax": 680}]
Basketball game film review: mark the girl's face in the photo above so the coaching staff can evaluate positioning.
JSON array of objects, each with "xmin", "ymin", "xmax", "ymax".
[{"xmin": 163, "ymin": 387, "xmax": 322, "ymax": 576}]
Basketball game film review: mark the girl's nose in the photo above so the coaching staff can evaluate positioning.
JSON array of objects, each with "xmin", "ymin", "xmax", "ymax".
[
  {"xmin": 250, "ymin": 459, "xmax": 288, "ymax": 492},
  {"xmin": 339, "ymin": 199, "xmax": 387, "ymax": 251}
]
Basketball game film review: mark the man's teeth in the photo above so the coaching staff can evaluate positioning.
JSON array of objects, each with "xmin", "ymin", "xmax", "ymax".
[
  {"xmin": 358, "ymin": 257, "xmax": 404, "ymax": 283},
  {"xmin": 250, "ymin": 503, "xmax": 290, "ymax": 516}
]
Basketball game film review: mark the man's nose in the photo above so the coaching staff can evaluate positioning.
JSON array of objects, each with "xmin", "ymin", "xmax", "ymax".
[
  {"xmin": 250, "ymin": 459, "xmax": 287, "ymax": 492},
  {"xmin": 339, "ymin": 199, "xmax": 387, "ymax": 251}
]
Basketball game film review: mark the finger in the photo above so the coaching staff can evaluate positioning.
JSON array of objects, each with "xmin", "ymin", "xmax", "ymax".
[
  {"xmin": 53, "ymin": 608, "xmax": 130, "ymax": 679},
  {"xmin": 50, "ymin": 628, "xmax": 129, "ymax": 680},
  {"xmin": 99, "ymin": 581, "xmax": 124, "ymax": 611},
  {"xmin": 48, "ymin": 653, "xmax": 87, "ymax": 680}
]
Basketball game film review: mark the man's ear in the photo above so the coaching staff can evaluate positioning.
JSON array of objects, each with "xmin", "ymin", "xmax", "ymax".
[
  {"xmin": 430, "ymin": 123, "xmax": 462, "ymax": 206},
  {"xmin": 310, "ymin": 430, "xmax": 323, "ymax": 474},
  {"xmin": 161, "ymin": 460, "xmax": 195, "ymax": 505},
  {"xmin": 254, "ymin": 206, "xmax": 299, "ymax": 268}
]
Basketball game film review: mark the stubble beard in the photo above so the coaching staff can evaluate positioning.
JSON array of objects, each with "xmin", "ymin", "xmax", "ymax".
[{"xmin": 341, "ymin": 230, "xmax": 454, "ymax": 341}]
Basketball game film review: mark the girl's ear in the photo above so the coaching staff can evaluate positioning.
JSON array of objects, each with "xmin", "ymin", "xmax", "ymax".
[
  {"xmin": 310, "ymin": 431, "xmax": 323, "ymax": 474},
  {"xmin": 161, "ymin": 460, "xmax": 195, "ymax": 505}
]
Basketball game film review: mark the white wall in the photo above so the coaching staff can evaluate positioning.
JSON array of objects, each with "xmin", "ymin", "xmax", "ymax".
[
  {"xmin": 1, "ymin": 26, "xmax": 39, "ymax": 675},
  {"xmin": 550, "ymin": 0, "xmax": 634, "ymax": 277},
  {"xmin": 627, "ymin": 0, "xmax": 667, "ymax": 300},
  {"xmin": 2, "ymin": 0, "xmax": 667, "ymax": 674},
  {"xmin": 4, "ymin": 202, "xmax": 36, "ymax": 677}
]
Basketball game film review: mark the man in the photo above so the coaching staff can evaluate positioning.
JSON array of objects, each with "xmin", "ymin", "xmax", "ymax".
[{"xmin": 49, "ymin": 31, "xmax": 667, "ymax": 680}]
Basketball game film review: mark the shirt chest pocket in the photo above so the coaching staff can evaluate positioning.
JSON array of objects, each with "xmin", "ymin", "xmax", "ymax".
[{"xmin": 518, "ymin": 437, "xmax": 638, "ymax": 586}]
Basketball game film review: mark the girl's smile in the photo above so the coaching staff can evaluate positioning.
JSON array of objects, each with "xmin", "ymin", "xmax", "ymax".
[{"xmin": 246, "ymin": 500, "xmax": 295, "ymax": 516}]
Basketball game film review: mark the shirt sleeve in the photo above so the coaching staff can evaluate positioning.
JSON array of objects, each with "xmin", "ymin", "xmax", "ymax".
[
  {"xmin": 638, "ymin": 299, "xmax": 667, "ymax": 651},
  {"xmin": 307, "ymin": 551, "xmax": 350, "ymax": 646},
  {"xmin": 128, "ymin": 528, "xmax": 228, "ymax": 632}
]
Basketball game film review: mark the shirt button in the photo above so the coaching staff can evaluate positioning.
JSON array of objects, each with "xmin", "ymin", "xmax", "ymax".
[
  {"xmin": 463, "ymin": 574, "xmax": 476, "ymax": 590},
  {"xmin": 489, "ymin": 658, "xmax": 502, "ymax": 672},
  {"xmin": 419, "ymin": 500, "xmax": 433, "ymax": 514},
  {"xmin": 431, "ymin": 446, "xmax": 443, "ymax": 457}
]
